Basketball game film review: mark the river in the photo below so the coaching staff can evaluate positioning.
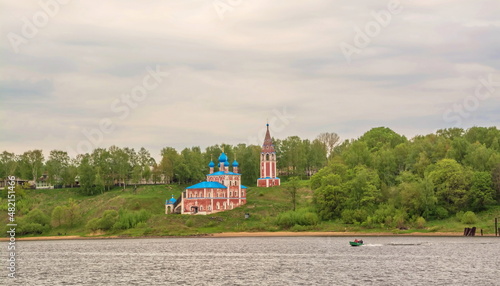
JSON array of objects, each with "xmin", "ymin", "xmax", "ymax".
[{"xmin": 2, "ymin": 236, "xmax": 499, "ymax": 285}]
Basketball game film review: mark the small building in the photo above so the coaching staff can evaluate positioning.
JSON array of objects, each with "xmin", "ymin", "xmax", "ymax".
[
  {"xmin": 36, "ymin": 173, "xmax": 54, "ymax": 189},
  {"xmin": 167, "ymin": 152, "xmax": 248, "ymax": 215},
  {"xmin": 257, "ymin": 124, "xmax": 280, "ymax": 187}
]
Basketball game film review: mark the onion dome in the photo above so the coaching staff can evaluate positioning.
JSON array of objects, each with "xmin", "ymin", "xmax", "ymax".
[
  {"xmin": 167, "ymin": 195, "xmax": 176, "ymax": 205},
  {"xmin": 218, "ymin": 152, "xmax": 228, "ymax": 163},
  {"xmin": 232, "ymin": 160, "xmax": 239, "ymax": 167},
  {"xmin": 208, "ymin": 161, "xmax": 215, "ymax": 168}
]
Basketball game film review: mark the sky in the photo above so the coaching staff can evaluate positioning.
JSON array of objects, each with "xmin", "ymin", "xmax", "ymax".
[{"xmin": 1, "ymin": 0, "xmax": 500, "ymax": 159}]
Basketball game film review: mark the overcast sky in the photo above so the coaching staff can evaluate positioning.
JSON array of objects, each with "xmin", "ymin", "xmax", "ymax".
[{"xmin": 1, "ymin": 0, "xmax": 500, "ymax": 159}]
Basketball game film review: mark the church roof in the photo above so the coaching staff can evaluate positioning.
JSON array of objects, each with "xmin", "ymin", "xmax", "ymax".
[
  {"xmin": 207, "ymin": 171, "xmax": 241, "ymax": 176},
  {"xmin": 218, "ymin": 152, "xmax": 228, "ymax": 163},
  {"xmin": 262, "ymin": 124, "xmax": 276, "ymax": 153},
  {"xmin": 186, "ymin": 181, "xmax": 227, "ymax": 189},
  {"xmin": 166, "ymin": 195, "xmax": 177, "ymax": 204}
]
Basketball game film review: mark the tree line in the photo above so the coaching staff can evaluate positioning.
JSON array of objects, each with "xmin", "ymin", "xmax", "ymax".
[
  {"xmin": 0, "ymin": 133, "xmax": 338, "ymax": 195},
  {"xmin": 312, "ymin": 126, "xmax": 500, "ymax": 228}
]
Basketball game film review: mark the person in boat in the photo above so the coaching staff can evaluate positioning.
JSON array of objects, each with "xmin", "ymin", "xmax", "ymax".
[{"xmin": 354, "ymin": 239, "xmax": 359, "ymax": 243}]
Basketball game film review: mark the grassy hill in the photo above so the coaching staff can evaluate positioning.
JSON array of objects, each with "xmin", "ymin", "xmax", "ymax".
[{"xmin": 2, "ymin": 181, "xmax": 499, "ymax": 237}]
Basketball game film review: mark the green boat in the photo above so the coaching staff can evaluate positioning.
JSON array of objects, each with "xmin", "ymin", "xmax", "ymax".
[{"xmin": 349, "ymin": 241, "xmax": 364, "ymax": 246}]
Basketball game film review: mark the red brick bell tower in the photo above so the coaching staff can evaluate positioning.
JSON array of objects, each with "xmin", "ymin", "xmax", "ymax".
[{"xmin": 257, "ymin": 124, "xmax": 280, "ymax": 187}]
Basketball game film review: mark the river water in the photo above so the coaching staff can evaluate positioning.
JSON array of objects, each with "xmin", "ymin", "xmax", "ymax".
[{"xmin": 2, "ymin": 236, "xmax": 499, "ymax": 285}]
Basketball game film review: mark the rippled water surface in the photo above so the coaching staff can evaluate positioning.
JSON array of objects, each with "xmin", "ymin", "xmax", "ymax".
[{"xmin": 3, "ymin": 236, "xmax": 500, "ymax": 285}]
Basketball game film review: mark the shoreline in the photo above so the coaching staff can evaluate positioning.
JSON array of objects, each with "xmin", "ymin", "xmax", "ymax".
[{"xmin": 2, "ymin": 231, "xmax": 497, "ymax": 241}]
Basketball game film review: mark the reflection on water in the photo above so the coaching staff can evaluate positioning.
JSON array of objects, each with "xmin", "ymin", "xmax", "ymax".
[{"xmin": 3, "ymin": 236, "xmax": 500, "ymax": 285}]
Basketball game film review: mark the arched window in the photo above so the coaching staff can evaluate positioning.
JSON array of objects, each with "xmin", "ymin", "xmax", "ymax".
[
  {"xmin": 223, "ymin": 202, "xmax": 226, "ymax": 209},
  {"xmin": 216, "ymin": 202, "xmax": 220, "ymax": 210},
  {"xmin": 266, "ymin": 154, "xmax": 270, "ymax": 160}
]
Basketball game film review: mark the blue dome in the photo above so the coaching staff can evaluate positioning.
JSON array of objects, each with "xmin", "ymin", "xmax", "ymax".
[
  {"xmin": 232, "ymin": 160, "xmax": 239, "ymax": 167},
  {"xmin": 218, "ymin": 152, "xmax": 228, "ymax": 163},
  {"xmin": 167, "ymin": 195, "xmax": 176, "ymax": 204},
  {"xmin": 208, "ymin": 161, "xmax": 215, "ymax": 167}
]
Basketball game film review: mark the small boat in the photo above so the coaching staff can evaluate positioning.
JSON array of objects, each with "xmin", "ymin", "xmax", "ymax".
[{"xmin": 349, "ymin": 240, "xmax": 364, "ymax": 246}]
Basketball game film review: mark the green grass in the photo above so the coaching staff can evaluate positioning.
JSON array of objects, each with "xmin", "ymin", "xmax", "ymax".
[{"xmin": 2, "ymin": 181, "xmax": 499, "ymax": 238}]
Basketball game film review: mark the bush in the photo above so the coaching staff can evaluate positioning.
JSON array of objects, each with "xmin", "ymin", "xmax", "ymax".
[
  {"xmin": 414, "ymin": 216, "xmax": 426, "ymax": 229},
  {"xmin": 460, "ymin": 211, "xmax": 478, "ymax": 224},
  {"xmin": 341, "ymin": 209, "xmax": 367, "ymax": 224},
  {"xmin": 18, "ymin": 222, "xmax": 47, "ymax": 235},
  {"xmin": 98, "ymin": 210, "xmax": 119, "ymax": 230},
  {"xmin": 26, "ymin": 209, "xmax": 50, "ymax": 226},
  {"xmin": 86, "ymin": 218, "xmax": 100, "ymax": 232},
  {"xmin": 185, "ymin": 219, "xmax": 194, "ymax": 227},
  {"xmin": 276, "ymin": 210, "xmax": 319, "ymax": 229}
]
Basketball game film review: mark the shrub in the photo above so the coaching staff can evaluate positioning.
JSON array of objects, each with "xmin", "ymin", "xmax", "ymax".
[
  {"xmin": 98, "ymin": 210, "xmax": 119, "ymax": 230},
  {"xmin": 276, "ymin": 210, "xmax": 319, "ymax": 229},
  {"xmin": 341, "ymin": 209, "xmax": 367, "ymax": 224},
  {"xmin": 185, "ymin": 219, "xmax": 194, "ymax": 227},
  {"xmin": 26, "ymin": 209, "xmax": 50, "ymax": 226},
  {"xmin": 460, "ymin": 211, "xmax": 478, "ymax": 224},
  {"xmin": 415, "ymin": 216, "xmax": 426, "ymax": 229},
  {"xmin": 18, "ymin": 222, "xmax": 47, "ymax": 235},
  {"xmin": 86, "ymin": 218, "xmax": 100, "ymax": 232}
]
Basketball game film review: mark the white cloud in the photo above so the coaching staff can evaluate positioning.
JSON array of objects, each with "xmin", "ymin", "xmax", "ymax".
[{"xmin": 1, "ymin": 0, "xmax": 499, "ymax": 158}]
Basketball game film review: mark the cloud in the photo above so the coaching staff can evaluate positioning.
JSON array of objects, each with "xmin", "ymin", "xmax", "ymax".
[{"xmin": 1, "ymin": 0, "xmax": 499, "ymax": 159}]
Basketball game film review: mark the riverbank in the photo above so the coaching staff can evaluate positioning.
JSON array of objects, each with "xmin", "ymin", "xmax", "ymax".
[{"xmin": 2, "ymin": 231, "xmax": 497, "ymax": 241}]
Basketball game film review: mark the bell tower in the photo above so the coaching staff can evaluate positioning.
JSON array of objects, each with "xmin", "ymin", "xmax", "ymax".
[{"xmin": 257, "ymin": 124, "xmax": 280, "ymax": 187}]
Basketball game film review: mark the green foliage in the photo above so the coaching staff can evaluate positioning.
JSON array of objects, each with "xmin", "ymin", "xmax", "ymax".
[
  {"xmin": 86, "ymin": 218, "xmax": 100, "ymax": 232},
  {"xmin": 18, "ymin": 208, "xmax": 51, "ymax": 235},
  {"xmin": 276, "ymin": 209, "xmax": 319, "ymax": 229},
  {"xmin": 414, "ymin": 216, "xmax": 426, "ymax": 229},
  {"xmin": 460, "ymin": 211, "xmax": 478, "ymax": 224},
  {"xmin": 51, "ymin": 206, "xmax": 64, "ymax": 227},
  {"xmin": 113, "ymin": 209, "xmax": 151, "ymax": 230},
  {"xmin": 98, "ymin": 210, "xmax": 119, "ymax": 230}
]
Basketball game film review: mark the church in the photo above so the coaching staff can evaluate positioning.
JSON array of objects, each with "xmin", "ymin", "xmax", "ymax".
[
  {"xmin": 257, "ymin": 124, "xmax": 280, "ymax": 187},
  {"xmin": 166, "ymin": 152, "xmax": 247, "ymax": 215},
  {"xmin": 165, "ymin": 123, "xmax": 279, "ymax": 215}
]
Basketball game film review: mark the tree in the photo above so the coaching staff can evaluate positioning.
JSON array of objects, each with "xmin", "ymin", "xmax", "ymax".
[
  {"xmin": 20, "ymin": 150, "xmax": 44, "ymax": 182},
  {"xmin": 109, "ymin": 146, "xmax": 130, "ymax": 189},
  {"xmin": 46, "ymin": 150, "xmax": 70, "ymax": 185},
  {"xmin": 0, "ymin": 151, "xmax": 17, "ymax": 179},
  {"xmin": 160, "ymin": 147, "xmax": 178, "ymax": 183},
  {"xmin": 316, "ymin": 132, "xmax": 340, "ymax": 159},
  {"xmin": 64, "ymin": 198, "xmax": 80, "ymax": 227},
  {"xmin": 428, "ymin": 159, "xmax": 471, "ymax": 214},
  {"xmin": 468, "ymin": 172, "xmax": 495, "ymax": 211},
  {"xmin": 51, "ymin": 206, "xmax": 64, "ymax": 227},
  {"xmin": 78, "ymin": 154, "xmax": 96, "ymax": 195}
]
